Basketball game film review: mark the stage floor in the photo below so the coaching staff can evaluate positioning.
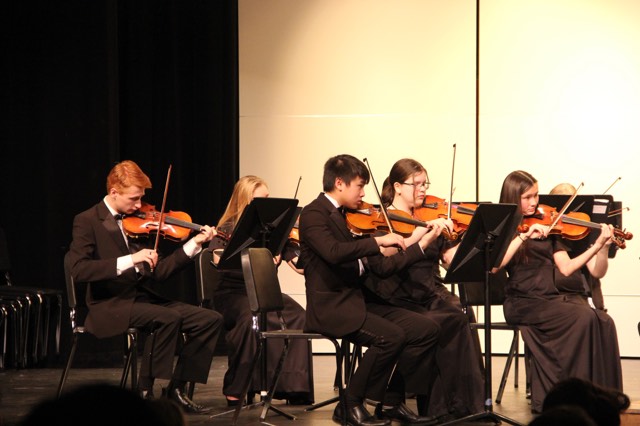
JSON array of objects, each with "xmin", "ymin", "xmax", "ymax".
[{"xmin": 2, "ymin": 355, "xmax": 639, "ymax": 425}]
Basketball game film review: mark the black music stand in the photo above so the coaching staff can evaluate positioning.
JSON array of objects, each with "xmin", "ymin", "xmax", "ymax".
[
  {"xmin": 212, "ymin": 197, "xmax": 299, "ymax": 421},
  {"xmin": 216, "ymin": 198, "xmax": 299, "ymax": 271},
  {"xmin": 442, "ymin": 203, "xmax": 523, "ymax": 426}
]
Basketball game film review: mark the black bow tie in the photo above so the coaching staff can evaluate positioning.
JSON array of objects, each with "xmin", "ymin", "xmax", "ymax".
[{"xmin": 114, "ymin": 213, "xmax": 125, "ymax": 221}]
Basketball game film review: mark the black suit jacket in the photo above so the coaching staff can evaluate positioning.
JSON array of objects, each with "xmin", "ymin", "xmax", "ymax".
[
  {"xmin": 68, "ymin": 201, "xmax": 192, "ymax": 338},
  {"xmin": 299, "ymin": 193, "xmax": 425, "ymax": 337}
]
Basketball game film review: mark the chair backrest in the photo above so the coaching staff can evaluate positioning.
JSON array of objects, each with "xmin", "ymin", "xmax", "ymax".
[
  {"xmin": 241, "ymin": 248, "xmax": 285, "ymax": 314},
  {"xmin": 195, "ymin": 248, "xmax": 220, "ymax": 308},
  {"xmin": 458, "ymin": 269, "xmax": 509, "ymax": 307},
  {"xmin": 62, "ymin": 252, "xmax": 77, "ymax": 309}
]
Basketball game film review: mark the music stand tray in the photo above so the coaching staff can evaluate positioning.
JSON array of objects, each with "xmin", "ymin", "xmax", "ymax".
[
  {"xmin": 216, "ymin": 197, "xmax": 299, "ymax": 270},
  {"xmin": 442, "ymin": 203, "xmax": 524, "ymax": 426}
]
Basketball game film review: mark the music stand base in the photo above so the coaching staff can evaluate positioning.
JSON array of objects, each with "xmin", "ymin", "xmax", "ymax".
[
  {"xmin": 438, "ymin": 408, "xmax": 524, "ymax": 426},
  {"xmin": 210, "ymin": 400, "xmax": 297, "ymax": 424},
  {"xmin": 305, "ymin": 395, "xmax": 339, "ymax": 411}
]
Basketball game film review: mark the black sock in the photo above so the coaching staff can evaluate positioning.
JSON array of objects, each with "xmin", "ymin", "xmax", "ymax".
[
  {"xmin": 138, "ymin": 376, "xmax": 154, "ymax": 391},
  {"xmin": 345, "ymin": 390, "xmax": 362, "ymax": 409}
]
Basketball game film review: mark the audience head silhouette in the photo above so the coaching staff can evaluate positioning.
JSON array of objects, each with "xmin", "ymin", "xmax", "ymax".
[
  {"xmin": 529, "ymin": 405, "xmax": 596, "ymax": 426},
  {"xmin": 20, "ymin": 383, "xmax": 185, "ymax": 426},
  {"xmin": 531, "ymin": 377, "xmax": 629, "ymax": 426}
]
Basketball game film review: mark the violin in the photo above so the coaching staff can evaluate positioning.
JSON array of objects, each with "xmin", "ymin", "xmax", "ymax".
[
  {"xmin": 346, "ymin": 201, "xmax": 458, "ymax": 240},
  {"xmin": 518, "ymin": 204, "xmax": 632, "ymax": 249},
  {"xmin": 345, "ymin": 201, "xmax": 414, "ymax": 236},
  {"xmin": 415, "ymin": 195, "xmax": 478, "ymax": 237},
  {"xmin": 122, "ymin": 202, "xmax": 208, "ymax": 242}
]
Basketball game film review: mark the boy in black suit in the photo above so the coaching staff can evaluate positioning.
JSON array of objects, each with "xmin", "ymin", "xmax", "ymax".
[{"xmin": 300, "ymin": 154, "xmax": 444, "ymax": 426}]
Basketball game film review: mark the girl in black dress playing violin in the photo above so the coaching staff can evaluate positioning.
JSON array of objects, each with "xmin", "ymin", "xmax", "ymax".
[
  {"xmin": 362, "ymin": 158, "xmax": 485, "ymax": 420},
  {"xmin": 495, "ymin": 170, "xmax": 623, "ymax": 414}
]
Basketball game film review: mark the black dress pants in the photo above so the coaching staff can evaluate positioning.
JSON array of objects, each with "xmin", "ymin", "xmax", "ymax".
[
  {"xmin": 344, "ymin": 307, "xmax": 440, "ymax": 405},
  {"xmin": 129, "ymin": 299, "xmax": 222, "ymax": 383}
]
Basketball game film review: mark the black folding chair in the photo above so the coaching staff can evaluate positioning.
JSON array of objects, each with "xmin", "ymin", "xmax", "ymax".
[
  {"xmin": 57, "ymin": 252, "xmax": 152, "ymax": 397},
  {"xmin": 0, "ymin": 227, "xmax": 62, "ymax": 368},
  {"xmin": 228, "ymin": 247, "xmax": 346, "ymax": 425},
  {"xmin": 458, "ymin": 269, "xmax": 524, "ymax": 404}
]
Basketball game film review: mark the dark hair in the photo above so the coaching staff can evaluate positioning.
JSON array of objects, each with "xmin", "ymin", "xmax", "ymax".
[
  {"xmin": 541, "ymin": 377, "xmax": 629, "ymax": 426},
  {"xmin": 380, "ymin": 158, "xmax": 426, "ymax": 207},
  {"xmin": 499, "ymin": 170, "xmax": 537, "ymax": 205},
  {"xmin": 322, "ymin": 154, "xmax": 369, "ymax": 192}
]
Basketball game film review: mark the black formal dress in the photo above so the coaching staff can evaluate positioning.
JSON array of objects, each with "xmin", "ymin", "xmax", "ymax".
[
  {"xmin": 503, "ymin": 236, "xmax": 623, "ymax": 413},
  {"xmin": 363, "ymin": 235, "xmax": 484, "ymax": 418},
  {"xmin": 210, "ymin": 227, "xmax": 313, "ymax": 403}
]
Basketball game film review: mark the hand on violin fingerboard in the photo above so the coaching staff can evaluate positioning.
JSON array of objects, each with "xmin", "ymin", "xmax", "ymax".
[
  {"xmin": 418, "ymin": 221, "xmax": 447, "ymax": 250},
  {"xmin": 522, "ymin": 223, "xmax": 549, "ymax": 240},
  {"xmin": 374, "ymin": 233, "xmax": 407, "ymax": 251},
  {"xmin": 595, "ymin": 223, "xmax": 614, "ymax": 248},
  {"xmin": 191, "ymin": 225, "xmax": 216, "ymax": 245}
]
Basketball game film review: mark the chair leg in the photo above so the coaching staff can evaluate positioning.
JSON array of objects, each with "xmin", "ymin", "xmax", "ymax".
[
  {"xmin": 231, "ymin": 338, "xmax": 264, "ymax": 425},
  {"xmin": 120, "ymin": 331, "xmax": 137, "ymax": 389},
  {"xmin": 514, "ymin": 329, "xmax": 520, "ymax": 389},
  {"xmin": 331, "ymin": 339, "xmax": 347, "ymax": 426},
  {"xmin": 57, "ymin": 333, "xmax": 79, "ymax": 398},
  {"xmin": 1, "ymin": 306, "xmax": 8, "ymax": 370},
  {"xmin": 54, "ymin": 294, "xmax": 62, "ymax": 355},
  {"xmin": 259, "ymin": 338, "xmax": 296, "ymax": 422},
  {"xmin": 496, "ymin": 328, "xmax": 519, "ymax": 404},
  {"xmin": 306, "ymin": 341, "xmax": 358, "ymax": 413}
]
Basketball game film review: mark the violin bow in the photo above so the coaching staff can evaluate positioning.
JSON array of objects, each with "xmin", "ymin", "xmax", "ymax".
[
  {"xmin": 547, "ymin": 181, "xmax": 583, "ymax": 232},
  {"xmin": 293, "ymin": 175, "xmax": 302, "ymax": 199},
  {"xmin": 602, "ymin": 177, "xmax": 621, "ymax": 195},
  {"xmin": 447, "ymin": 144, "xmax": 457, "ymax": 219},
  {"xmin": 362, "ymin": 158, "xmax": 396, "ymax": 233},
  {"xmin": 153, "ymin": 164, "xmax": 173, "ymax": 253}
]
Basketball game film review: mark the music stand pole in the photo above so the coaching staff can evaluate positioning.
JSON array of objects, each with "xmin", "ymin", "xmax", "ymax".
[{"xmin": 441, "ymin": 204, "xmax": 524, "ymax": 426}]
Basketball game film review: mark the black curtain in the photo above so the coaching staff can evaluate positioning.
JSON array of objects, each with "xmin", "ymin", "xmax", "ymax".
[{"xmin": 1, "ymin": 0, "xmax": 238, "ymax": 363}]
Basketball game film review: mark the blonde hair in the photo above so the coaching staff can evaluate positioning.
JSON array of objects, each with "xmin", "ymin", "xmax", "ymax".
[
  {"xmin": 550, "ymin": 183, "xmax": 577, "ymax": 196},
  {"xmin": 106, "ymin": 160, "xmax": 152, "ymax": 194},
  {"xmin": 217, "ymin": 175, "xmax": 268, "ymax": 229}
]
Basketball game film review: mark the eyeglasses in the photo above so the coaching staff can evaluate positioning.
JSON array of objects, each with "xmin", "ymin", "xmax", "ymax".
[{"xmin": 402, "ymin": 181, "xmax": 430, "ymax": 190}]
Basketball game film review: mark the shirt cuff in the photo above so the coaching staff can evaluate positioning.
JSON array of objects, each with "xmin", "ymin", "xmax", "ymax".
[
  {"xmin": 182, "ymin": 238, "xmax": 202, "ymax": 258},
  {"xmin": 116, "ymin": 255, "xmax": 135, "ymax": 276}
]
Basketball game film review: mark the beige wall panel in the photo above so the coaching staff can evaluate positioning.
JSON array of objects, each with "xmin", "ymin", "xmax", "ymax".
[
  {"xmin": 479, "ymin": 1, "xmax": 640, "ymax": 356},
  {"xmin": 239, "ymin": 0, "xmax": 640, "ymax": 355}
]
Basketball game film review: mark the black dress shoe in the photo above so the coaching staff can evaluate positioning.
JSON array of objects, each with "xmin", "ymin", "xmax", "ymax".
[
  {"xmin": 377, "ymin": 402, "xmax": 438, "ymax": 425},
  {"xmin": 165, "ymin": 387, "xmax": 213, "ymax": 414},
  {"xmin": 333, "ymin": 402, "xmax": 391, "ymax": 426}
]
